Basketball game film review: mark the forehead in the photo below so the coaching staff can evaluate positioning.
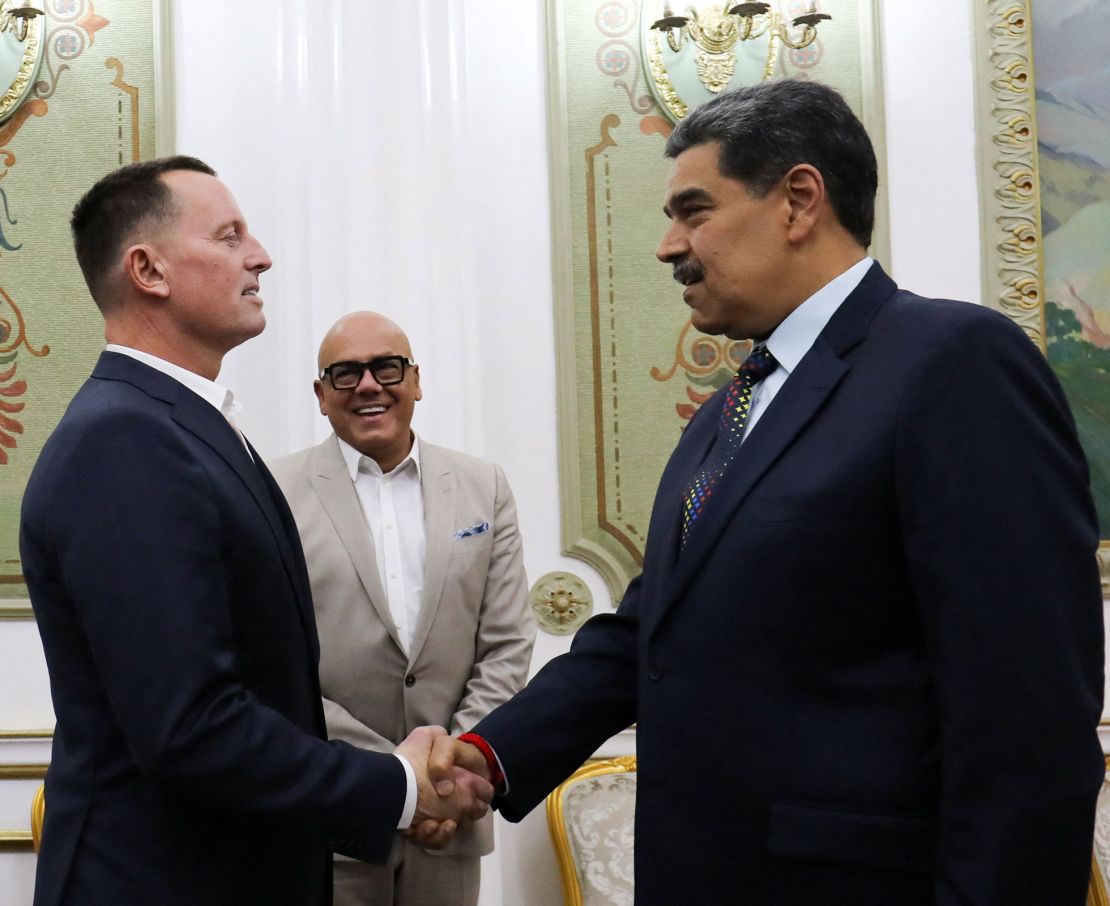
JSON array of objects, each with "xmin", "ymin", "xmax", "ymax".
[
  {"xmin": 665, "ymin": 141, "xmax": 725, "ymax": 196},
  {"xmin": 321, "ymin": 320, "xmax": 412, "ymax": 363},
  {"xmin": 160, "ymin": 170, "xmax": 243, "ymax": 227}
]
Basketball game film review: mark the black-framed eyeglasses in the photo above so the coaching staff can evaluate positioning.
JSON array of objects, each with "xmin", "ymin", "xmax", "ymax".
[{"xmin": 319, "ymin": 356, "xmax": 416, "ymax": 390}]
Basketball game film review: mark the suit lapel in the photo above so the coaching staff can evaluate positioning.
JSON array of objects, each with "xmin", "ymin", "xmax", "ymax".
[
  {"xmin": 660, "ymin": 341, "xmax": 850, "ymax": 609},
  {"xmin": 409, "ymin": 442, "xmax": 455, "ymax": 665},
  {"xmin": 638, "ymin": 395, "xmax": 719, "ymax": 607},
  {"xmin": 252, "ymin": 447, "xmax": 320, "ymax": 659},
  {"xmin": 171, "ymin": 393, "xmax": 326, "ymax": 648},
  {"xmin": 655, "ymin": 263, "xmax": 898, "ymax": 618},
  {"xmin": 308, "ymin": 437, "xmax": 404, "ymax": 652},
  {"xmin": 93, "ymin": 353, "xmax": 321, "ymax": 655}
]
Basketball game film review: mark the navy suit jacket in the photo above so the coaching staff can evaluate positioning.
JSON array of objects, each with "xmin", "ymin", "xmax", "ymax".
[
  {"xmin": 476, "ymin": 264, "xmax": 1104, "ymax": 905},
  {"xmin": 20, "ymin": 353, "xmax": 407, "ymax": 906}
]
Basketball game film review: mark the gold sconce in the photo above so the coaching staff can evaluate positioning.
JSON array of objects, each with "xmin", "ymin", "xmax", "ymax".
[
  {"xmin": 0, "ymin": 1, "xmax": 44, "ymax": 43},
  {"xmin": 0, "ymin": 0, "xmax": 45, "ymax": 126},
  {"xmin": 650, "ymin": 2, "xmax": 831, "ymax": 93},
  {"xmin": 640, "ymin": 1, "xmax": 833, "ymax": 122}
]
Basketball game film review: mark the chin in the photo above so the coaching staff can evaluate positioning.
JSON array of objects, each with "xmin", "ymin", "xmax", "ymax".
[
  {"xmin": 689, "ymin": 313, "xmax": 728, "ymax": 338},
  {"xmin": 244, "ymin": 313, "xmax": 266, "ymax": 338}
]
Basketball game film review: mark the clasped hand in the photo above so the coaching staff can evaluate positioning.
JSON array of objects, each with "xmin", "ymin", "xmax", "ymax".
[{"xmin": 395, "ymin": 726, "xmax": 493, "ymax": 848}]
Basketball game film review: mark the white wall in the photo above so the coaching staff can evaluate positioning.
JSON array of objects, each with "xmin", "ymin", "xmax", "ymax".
[{"xmin": 0, "ymin": 1, "xmax": 1025, "ymax": 903}]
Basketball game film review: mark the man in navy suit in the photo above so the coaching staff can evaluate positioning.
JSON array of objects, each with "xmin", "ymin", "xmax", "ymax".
[
  {"xmin": 430, "ymin": 80, "xmax": 1105, "ymax": 904},
  {"xmin": 20, "ymin": 156, "xmax": 491, "ymax": 905}
]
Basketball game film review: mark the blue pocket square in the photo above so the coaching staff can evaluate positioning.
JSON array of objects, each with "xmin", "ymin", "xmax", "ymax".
[{"xmin": 454, "ymin": 521, "xmax": 490, "ymax": 540}]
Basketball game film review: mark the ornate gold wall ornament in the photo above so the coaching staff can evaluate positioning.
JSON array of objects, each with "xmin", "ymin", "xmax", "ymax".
[
  {"xmin": 0, "ymin": 1, "xmax": 44, "ymax": 126},
  {"xmin": 531, "ymin": 571, "xmax": 594, "ymax": 635},
  {"xmin": 641, "ymin": 1, "xmax": 831, "ymax": 122}
]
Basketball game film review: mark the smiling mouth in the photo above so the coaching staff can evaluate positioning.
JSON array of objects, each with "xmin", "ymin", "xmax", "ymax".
[{"xmin": 354, "ymin": 405, "xmax": 388, "ymax": 416}]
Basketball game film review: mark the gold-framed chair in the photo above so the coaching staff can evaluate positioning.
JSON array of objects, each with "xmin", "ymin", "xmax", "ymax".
[
  {"xmin": 1092, "ymin": 754, "xmax": 1110, "ymax": 906},
  {"xmin": 1090, "ymin": 853, "xmax": 1109, "ymax": 906},
  {"xmin": 31, "ymin": 783, "xmax": 44, "ymax": 853},
  {"xmin": 546, "ymin": 756, "xmax": 636, "ymax": 906},
  {"xmin": 544, "ymin": 756, "xmax": 1109, "ymax": 905}
]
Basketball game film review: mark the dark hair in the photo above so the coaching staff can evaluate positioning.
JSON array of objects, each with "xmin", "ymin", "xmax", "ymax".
[
  {"xmin": 665, "ymin": 79, "xmax": 877, "ymax": 247},
  {"xmin": 70, "ymin": 155, "xmax": 216, "ymax": 309}
]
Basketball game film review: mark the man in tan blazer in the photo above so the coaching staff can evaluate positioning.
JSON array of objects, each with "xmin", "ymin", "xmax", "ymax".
[{"xmin": 270, "ymin": 312, "xmax": 535, "ymax": 906}]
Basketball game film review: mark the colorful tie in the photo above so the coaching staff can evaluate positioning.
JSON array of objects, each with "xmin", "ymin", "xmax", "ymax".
[{"xmin": 680, "ymin": 344, "xmax": 779, "ymax": 544}]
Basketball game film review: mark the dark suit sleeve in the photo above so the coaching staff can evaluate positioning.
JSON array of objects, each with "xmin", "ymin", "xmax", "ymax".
[
  {"xmin": 25, "ymin": 407, "xmax": 405, "ymax": 861},
  {"xmin": 473, "ymin": 574, "xmax": 643, "ymax": 821},
  {"xmin": 894, "ymin": 309, "xmax": 1104, "ymax": 904}
]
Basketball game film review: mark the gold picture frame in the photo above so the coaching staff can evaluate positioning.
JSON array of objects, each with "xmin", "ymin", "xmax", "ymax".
[{"xmin": 973, "ymin": 0, "xmax": 1110, "ymax": 591}]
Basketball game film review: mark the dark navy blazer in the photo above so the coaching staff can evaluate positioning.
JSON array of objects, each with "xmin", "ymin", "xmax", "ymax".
[
  {"xmin": 21, "ymin": 353, "xmax": 406, "ymax": 906},
  {"xmin": 476, "ymin": 264, "xmax": 1104, "ymax": 905}
]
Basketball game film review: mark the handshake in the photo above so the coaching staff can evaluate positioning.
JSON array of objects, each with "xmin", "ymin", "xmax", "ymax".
[{"xmin": 394, "ymin": 726, "xmax": 496, "ymax": 848}]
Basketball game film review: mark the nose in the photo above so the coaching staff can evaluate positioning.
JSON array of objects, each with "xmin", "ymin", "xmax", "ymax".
[
  {"xmin": 354, "ymin": 366, "xmax": 384, "ymax": 393},
  {"xmin": 656, "ymin": 220, "xmax": 688, "ymax": 264},
  {"xmin": 247, "ymin": 235, "xmax": 273, "ymax": 274}
]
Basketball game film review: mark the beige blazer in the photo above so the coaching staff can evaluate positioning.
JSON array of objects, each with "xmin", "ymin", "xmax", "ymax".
[{"xmin": 270, "ymin": 434, "xmax": 534, "ymax": 856}]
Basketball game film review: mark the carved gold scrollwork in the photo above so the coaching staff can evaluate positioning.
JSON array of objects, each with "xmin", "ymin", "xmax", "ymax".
[{"xmin": 976, "ymin": 0, "xmax": 1043, "ymax": 349}]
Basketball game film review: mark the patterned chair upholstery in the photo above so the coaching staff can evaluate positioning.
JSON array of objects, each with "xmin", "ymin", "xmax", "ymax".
[
  {"xmin": 1090, "ymin": 756, "xmax": 1110, "ymax": 906},
  {"xmin": 546, "ymin": 756, "xmax": 636, "ymax": 906}
]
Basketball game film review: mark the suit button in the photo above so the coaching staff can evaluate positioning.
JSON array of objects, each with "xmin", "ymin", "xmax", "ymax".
[
  {"xmin": 648, "ymin": 662, "xmax": 663, "ymax": 681},
  {"xmin": 405, "ymin": 674, "xmax": 416, "ymax": 688}
]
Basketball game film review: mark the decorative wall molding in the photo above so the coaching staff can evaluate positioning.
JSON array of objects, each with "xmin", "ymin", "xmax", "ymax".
[
  {"xmin": 0, "ymin": 731, "xmax": 49, "ymax": 852},
  {"xmin": 0, "ymin": 600, "xmax": 33, "ymax": 620},
  {"xmin": 531, "ymin": 570, "xmax": 594, "ymax": 635},
  {"xmin": 972, "ymin": 0, "xmax": 1043, "ymax": 347}
]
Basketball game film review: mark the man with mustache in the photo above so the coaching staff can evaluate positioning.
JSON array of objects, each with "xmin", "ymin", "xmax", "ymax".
[
  {"xmin": 20, "ymin": 157, "xmax": 491, "ymax": 906},
  {"xmin": 429, "ymin": 80, "xmax": 1104, "ymax": 904}
]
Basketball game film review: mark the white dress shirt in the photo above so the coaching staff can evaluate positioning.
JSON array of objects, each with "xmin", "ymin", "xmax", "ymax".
[
  {"xmin": 104, "ymin": 345, "xmax": 419, "ymax": 828},
  {"xmin": 744, "ymin": 256, "xmax": 873, "ymax": 440},
  {"xmin": 106, "ymin": 344, "xmax": 241, "ymax": 421},
  {"xmin": 337, "ymin": 434, "xmax": 426, "ymax": 657}
]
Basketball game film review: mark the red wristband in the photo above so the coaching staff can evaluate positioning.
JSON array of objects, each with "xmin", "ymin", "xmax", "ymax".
[{"xmin": 458, "ymin": 732, "xmax": 505, "ymax": 791}]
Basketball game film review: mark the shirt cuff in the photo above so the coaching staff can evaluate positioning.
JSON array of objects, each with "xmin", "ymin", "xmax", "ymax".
[{"xmin": 393, "ymin": 753, "xmax": 417, "ymax": 829}]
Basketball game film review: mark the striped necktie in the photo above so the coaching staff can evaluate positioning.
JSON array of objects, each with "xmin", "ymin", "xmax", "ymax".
[{"xmin": 680, "ymin": 343, "xmax": 779, "ymax": 545}]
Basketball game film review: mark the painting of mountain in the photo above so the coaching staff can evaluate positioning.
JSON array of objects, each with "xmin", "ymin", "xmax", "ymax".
[{"xmin": 1033, "ymin": 0, "xmax": 1110, "ymax": 533}]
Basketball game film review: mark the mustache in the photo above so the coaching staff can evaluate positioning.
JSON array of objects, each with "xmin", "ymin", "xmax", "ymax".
[{"xmin": 672, "ymin": 258, "xmax": 704, "ymax": 286}]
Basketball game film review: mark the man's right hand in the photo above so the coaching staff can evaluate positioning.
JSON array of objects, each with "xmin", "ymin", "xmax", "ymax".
[
  {"xmin": 395, "ymin": 727, "xmax": 493, "ymax": 848},
  {"xmin": 426, "ymin": 734, "xmax": 491, "ymax": 795}
]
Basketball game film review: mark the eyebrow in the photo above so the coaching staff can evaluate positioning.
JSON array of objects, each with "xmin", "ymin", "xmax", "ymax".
[
  {"xmin": 211, "ymin": 218, "xmax": 244, "ymax": 237},
  {"xmin": 663, "ymin": 187, "xmax": 713, "ymax": 219}
]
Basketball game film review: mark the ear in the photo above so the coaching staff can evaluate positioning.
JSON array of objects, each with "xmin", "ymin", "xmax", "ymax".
[
  {"xmin": 313, "ymin": 379, "xmax": 328, "ymax": 416},
  {"xmin": 781, "ymin": 164, "xmax": 825, "ymax": 243},
  {"xmin": 122, "ymin": 244, "xmax": 170, "ymax": 299},
  {"xmin": 412, "ymin": 365, "xmax": 422, "ymax": 403}
]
